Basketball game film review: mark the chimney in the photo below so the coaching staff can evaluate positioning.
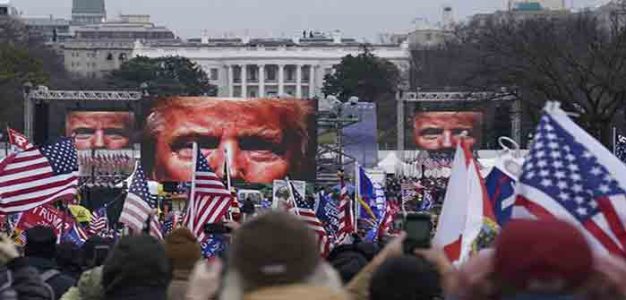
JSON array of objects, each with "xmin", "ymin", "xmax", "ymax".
[
  {"xmin": 332, "ymin": 30, "xmax": 342, "ymax": 44},
  {"xmin": 201, "ymin": 30, "xmax": 209, "ymax": 44},
  {"xmin": 442, "ymin": 6, "xmax": 453, "ymax": 29}
]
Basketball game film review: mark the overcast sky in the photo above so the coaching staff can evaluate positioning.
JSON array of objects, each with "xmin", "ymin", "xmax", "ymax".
[{"xmin": 12, "ymin": 0, "xmax": 609, "ymax": 41}]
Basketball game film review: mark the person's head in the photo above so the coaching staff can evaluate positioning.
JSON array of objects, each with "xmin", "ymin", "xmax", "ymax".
[
  {"xmin": 145, "ymin": 97, "xmax": 313, "ymax": 184},
  {"xmin": 24, "ymin": 225, "xmax": 57, "ymax": 259},
  {"xmin": 56, "ymin": 241, "xmax": 81, "ymax": 271},
  {"xmin": 102, "ymin": 234, "xmax": 170, "ymax": 295},
  {"xmin": 65, "ymin": 111, "xmax": 134, "ymax": 150},
  {"xmin": 369, "ymin": 255, "xmax": 442, "ymax": 300},
  {"xmin": 229, "ymin": 211, "xmax": 320, "ymax": 291},
  {"xmin": 81, "ymin": 236, "xmax": 114, "ymax": 268},
  {"xmin": 164, "ymin": 227, "xmax": 201, "ymax": 272},
  {"xmin": 413, "ymin": 111, "xmax": 481, "ymax": 150},
  {"xmin": 327, "ymin": 244, "xmax": 370, "ymax": 283},
  {"xmin": 494, "ymin": 219, "xmax": 593, "ymax": 297}
]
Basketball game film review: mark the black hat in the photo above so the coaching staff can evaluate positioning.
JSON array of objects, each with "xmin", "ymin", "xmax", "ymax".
[{"xmin": 24, "ymin": 226, "xmax": 57, "ymax": 259}]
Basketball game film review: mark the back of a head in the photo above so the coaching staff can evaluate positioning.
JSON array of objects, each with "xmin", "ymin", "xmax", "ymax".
[
  {"xmin": 495, "ymin": 219, "xmax": 592, "ymax": 296},
  {"xmin": 370, "ymin": 255, "xmax": 441, "ymax": 300},
  {"xmin": 327, "ymin": 244, "xmax": 369, "ymax": 283},
  {"xmin": 164, "ymin": 227, "xmax": 201, "ymax": 271},
  {"xmin": 102, "ymin": 234, "xmax": 170, "ymax": 294},
  {"xmin": 229, "ymin": 211, "xmax": 320, "ymax": 291},
  {"xmin": 82, "ymin": 236, "xmax": 114, "ymax": 268},
  {"xmin": 24, "ymin": 225, "xmax": 57, "ymax": 259}
]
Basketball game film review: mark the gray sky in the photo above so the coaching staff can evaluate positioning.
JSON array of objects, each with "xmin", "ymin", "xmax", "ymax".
[{"xmin": 12, "ymin": 0, "xmax": 608, "ymax": 41}]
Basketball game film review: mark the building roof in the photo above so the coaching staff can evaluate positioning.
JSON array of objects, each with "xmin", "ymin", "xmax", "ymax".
[
  {"xmin": 22, "ymin": 17, "xmax": 70, "ymax": 26},
  {"xmin": 72, "ymin": 0, "xmax": 105, "ymax": 14}
]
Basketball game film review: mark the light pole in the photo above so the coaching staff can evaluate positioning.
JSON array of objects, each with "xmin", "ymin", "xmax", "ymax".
[{"xmin": 22, "ymin": 82, "xmax": 33, "ymax": 141}]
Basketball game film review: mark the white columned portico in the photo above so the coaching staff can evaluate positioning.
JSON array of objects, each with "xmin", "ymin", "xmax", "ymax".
[
  {"xmin": 241, "ymin": 64, "xmax": 247, "ymax": 97},
  {"xmin": 308, "ymin": 65, "xmax": 315, "ymax": 98},
  {"xmin": 258, "ymin": 64, "xmax": 265, "ymax": 97},
  {"xmin": 227, "ymin": 65, "xmax": 234, "ymax": 98},
  {"xmin": 295, "ymin": 64, "xmax": 302, "ymax": 98},
  {"xmin": 278, "ymin": 64, "xmax": 285, "ymax": 96}
]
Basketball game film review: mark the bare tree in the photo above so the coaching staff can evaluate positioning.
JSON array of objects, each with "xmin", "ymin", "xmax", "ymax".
[{"xmin": 413, "ymin": 12, "xmax": 626, "ymax": 145}]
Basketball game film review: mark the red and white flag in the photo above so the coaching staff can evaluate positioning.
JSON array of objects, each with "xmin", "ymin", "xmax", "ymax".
[
  {"xmin": 0, "ymin": 138, "xmax": 79, "ymax": 213},
  {"xmin": 336, "ymin": 176, "xmax": 354, "ymax": 244},
  {"xmin": 7, "ymin": 128, "xmax": 33, "ymax": 152},
  {"xmin": 433, "ymin": 140, "xmax": 495, "ymax": 264},
  {"xmin": 183, "ymin": 143, "xmax": 232, "ymax": 242},
  {"xmin": 119, "ymin": 164, "xmax": 162, "ymax": 239},
  {"xmin": 287, "ymin": 180, "xmax": 330, "ymax": 256}
]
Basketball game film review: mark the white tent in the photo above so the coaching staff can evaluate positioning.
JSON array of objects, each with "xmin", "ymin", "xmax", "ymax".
[{"xmin": 377, "ymin": 152, "xmax": 400, "ymax": 174}]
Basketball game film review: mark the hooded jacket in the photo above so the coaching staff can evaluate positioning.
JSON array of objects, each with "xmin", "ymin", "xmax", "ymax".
[
  {"xmin": 60, "ymin": 267, "xmax": 103, "ymax": 300},
  {"xmin": 220, "ymin": 262, "xmax": 348, "ymax": 300}
]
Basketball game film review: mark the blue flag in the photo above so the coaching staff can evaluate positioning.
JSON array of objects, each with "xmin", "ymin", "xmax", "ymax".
[
  {"xmin": 316, "ymin": 191, "xmax": 339, "ymax": 239},
  {"xmin": 200, "ymin": 235, "xmax": 227, "ymax": 258},
  {"xmin": 357, "ymin": 167, "xmax": 377, "ymax": 220},
  {"xmin": 62, "ymin": 222, "xmax": 88, "ymax": 247},
  {"xmin": 485, "ymin": 167, "xmax": 517, "ymax": 226}
]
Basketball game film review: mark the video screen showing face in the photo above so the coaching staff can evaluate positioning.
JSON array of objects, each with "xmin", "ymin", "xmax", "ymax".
[
  {"xmin": 141, "ymin": 97, "xmax": 317, "ymax": 184},
  {"xmin": 412, "ymin": 111, "xmax": 482, "ymax": 151},
  {"xmin": 65, "ymin": 111, "xmax": 135, "ymax": 150}
]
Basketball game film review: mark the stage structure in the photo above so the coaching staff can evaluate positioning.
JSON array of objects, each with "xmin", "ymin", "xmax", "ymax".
[
  {"xmin": 316, "ymin": 96, "xmax": 360, "ymax": 185},
  {"xmin": 396, "ymin": 89, "xmax": 520, "ymax": 162},
  {"xmin": 23, "ymin": 84, "xmax": 145, "ymax": 188}
]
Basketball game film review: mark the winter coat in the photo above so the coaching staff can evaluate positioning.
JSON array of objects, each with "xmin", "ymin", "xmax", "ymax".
[
  {"xmin": 243, "ymin": 284, "xmax": 348, "ymax": 300},
  {"xmin": 220, "ymin": 262, "xmax": 347, "ymax": 300},
  {"xmin": 59, "ymin": 267, "xmax": 103, "ymax": 300},
  {"xmin": 167, "ymin": 269, "xmax": 191, "ymax": 300},
  {"xmin": 0, "ymin": 257, "xmax": 53, "ymax": 300},
  {"xmin": 26, "ymin": 257, "xmax": 75, "ymax": 300}
]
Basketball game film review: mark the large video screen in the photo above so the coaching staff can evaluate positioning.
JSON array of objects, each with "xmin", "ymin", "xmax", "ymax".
[
  {"xmin": 140, "ymin": 97, "xmax": 318, "ymax": 184},
  {"xmin": 65, "ymin": 111, "xmax": 135, "ymax": 150},
  {"xmin": 412, "ymin": 111, "xmax": 483, "ymax": 151}
]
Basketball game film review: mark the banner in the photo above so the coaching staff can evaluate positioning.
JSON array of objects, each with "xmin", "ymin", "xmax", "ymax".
[
  {"xmin": 16, "ymin": 205, "xmax": 71, "ymax": 237},
  {"xmin": 272, "ymin": 180, "xmax": 306, "ymax": 209}
]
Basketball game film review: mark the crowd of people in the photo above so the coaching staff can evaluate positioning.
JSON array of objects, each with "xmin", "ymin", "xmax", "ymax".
[{"xmin": 0, "ymin": 211, "xmax": 624, "ymax": 300}]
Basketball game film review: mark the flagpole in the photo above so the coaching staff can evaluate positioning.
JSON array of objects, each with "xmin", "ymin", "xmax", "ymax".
[
  {"xmin": 189, "ymin": 142, "xmax": 198, "ymax": 230},
  {"xmin": 613, "ymin": 126, "xmax": 617, "ymax": 155},
  {"xmin": 354, "ymin": 162, "xmax": 359, "ymax": 232},
  {"xmin": 224, "ymin": 147, "xmax": 232, "ymax": 191},
  {"xmin": 286, "ymin": 177, "xmax": 300, "ymax": 216}
]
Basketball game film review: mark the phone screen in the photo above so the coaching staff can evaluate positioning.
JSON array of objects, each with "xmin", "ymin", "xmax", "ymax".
[{"xmin": 404, "ymin": 218, "xmax": 431, "ymax": 243}]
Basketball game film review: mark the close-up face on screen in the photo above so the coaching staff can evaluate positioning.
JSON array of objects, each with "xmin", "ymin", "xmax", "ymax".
[
  {"xmin": 65, "ymin": 111, "xmax": 135, "ymax": 150},
  {"xmin": 412, "ymin": 111, "xmax": 482, "ymax": 151},
  {"xmin": 142, "ymin": 97, "xmax": 317, "ymax": 184}
]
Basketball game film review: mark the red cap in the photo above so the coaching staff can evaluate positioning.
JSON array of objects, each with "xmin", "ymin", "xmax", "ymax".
[{"xmin": 494, "ymin": 219, "xmax": 592, "ymax": 292}]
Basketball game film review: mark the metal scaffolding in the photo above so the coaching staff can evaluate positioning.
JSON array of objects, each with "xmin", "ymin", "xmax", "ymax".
[{"xmin": 396, "ymin": 89, "xmax": 519, "ymax": 161}]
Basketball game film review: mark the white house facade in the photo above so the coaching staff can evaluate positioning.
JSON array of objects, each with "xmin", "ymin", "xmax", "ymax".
[{"xmin": 132, "ymin": 36, "xmax": 411, "ymax": 99}]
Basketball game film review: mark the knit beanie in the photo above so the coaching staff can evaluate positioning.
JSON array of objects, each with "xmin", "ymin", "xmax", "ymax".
[
  {"xmin": 102, "ymin": 234, "xmax": 170, "ymax": 295},
  {"xmin": 494, "ymin": 219, "xmax": 592, "ymax": 293},
  {"xmin": 229, "ymin": 211, "xmax": 320, "ymax": 291},
  {"xmin": 165, "ymin": 227, "xmax": 202, "ymax": 271}
]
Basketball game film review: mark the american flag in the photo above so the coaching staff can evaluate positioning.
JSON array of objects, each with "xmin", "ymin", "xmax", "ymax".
[
  {"xmin": 184, "ymin": 145, "xmax": 232, "ymax": 242},
  {"xmin": 89, "ymin": 207, "xmax": 108, "ymax": 236},
  {"xmin": 514, "ymin": 103, "xmax": 626, "ymax": 257},
  {"xmin": 0, "ymin": 137, "xmax": 78, "ymax": 213},
  {"xmin": 615, "ymin": 134, "xmax": 626, "ymax": 163},
  {"xmin": 119, "ymin": 164, "xmax": 162, "ymax": 239},
  {"xmin": 337, "ymin": 177, "xmax": 354, "ymax": 243},
  {"xmin": 378, "ymin": 200, "xmax": 398, "ymax": 237},
  {"xmin": 162, "ymin": 211, "xmax": 180, "ymax": 236},
  {"xmin": 7, "ymin": 128, "xmax": 33, "ymax": 152},
  {"xmin": 288, "ymin": 181, "xmax": 330, "ymax": 256}
]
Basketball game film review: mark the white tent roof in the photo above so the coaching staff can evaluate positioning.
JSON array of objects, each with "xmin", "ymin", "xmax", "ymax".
[{"xmin": 377, "ymin": 152, "xmax": 400, "ymax": 174}]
